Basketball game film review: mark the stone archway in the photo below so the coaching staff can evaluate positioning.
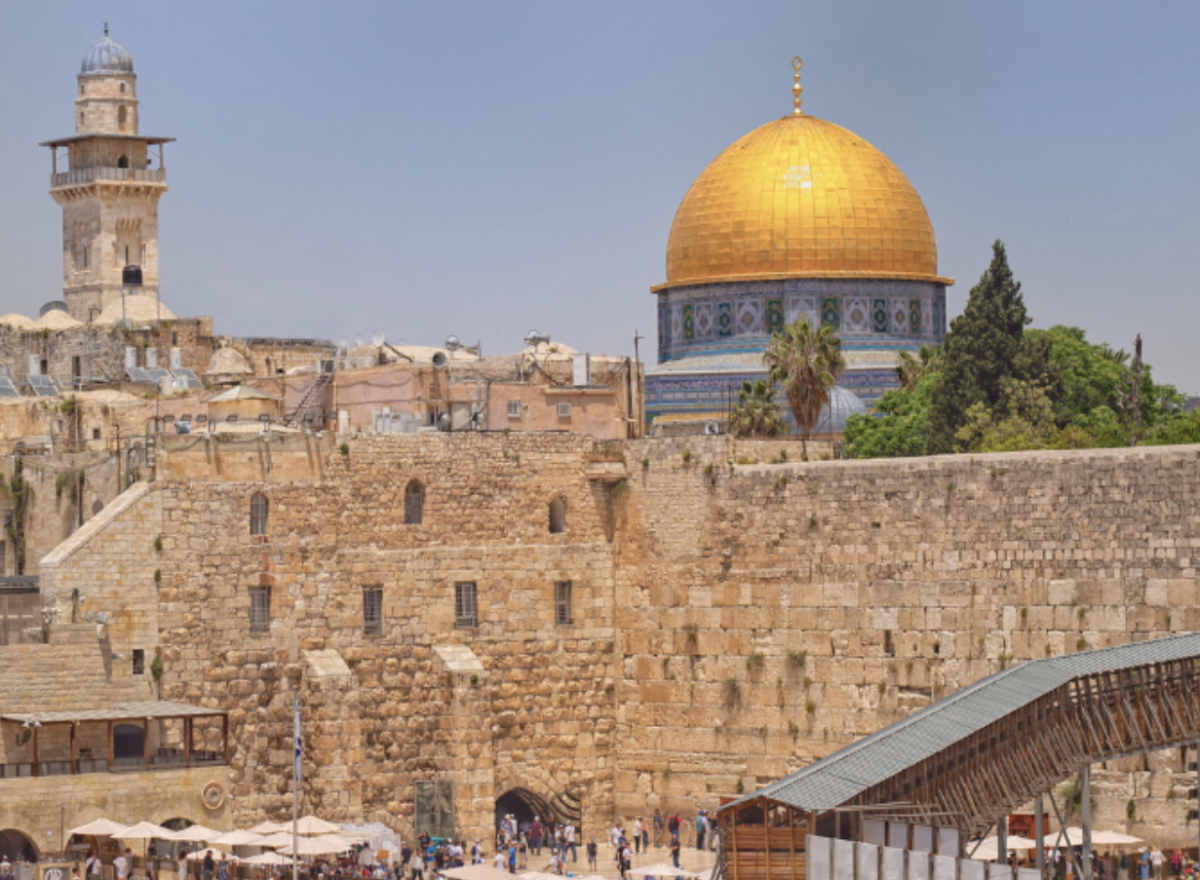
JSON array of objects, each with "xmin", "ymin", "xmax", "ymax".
[
  {"xmin": 494, "ymin": 788, "xmax": 553, "ymax": 837},
  {"xmin": 0, "ymin": 828, "xmax": 40, "ymax": 862}
]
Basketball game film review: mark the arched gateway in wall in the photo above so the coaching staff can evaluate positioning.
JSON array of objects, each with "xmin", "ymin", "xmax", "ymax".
[{"xmin": 0, "ymin": 828, "xmax": 40, "ymax": 862}]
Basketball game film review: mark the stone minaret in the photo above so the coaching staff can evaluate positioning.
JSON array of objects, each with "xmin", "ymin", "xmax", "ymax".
[{"xmin": 41, "ymin": 27, "xmax": 174, "ymax": 322}]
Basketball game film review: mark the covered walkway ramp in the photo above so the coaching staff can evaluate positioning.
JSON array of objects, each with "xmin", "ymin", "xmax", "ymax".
[{"xmin": 717, "ymin": 633, "xmax": 1200, "ymax": 880}]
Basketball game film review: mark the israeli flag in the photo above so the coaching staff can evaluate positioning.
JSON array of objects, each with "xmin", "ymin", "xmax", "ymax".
[{"xmin": 294, "ymin": 700, "xmax": 303, "ymax": 782}]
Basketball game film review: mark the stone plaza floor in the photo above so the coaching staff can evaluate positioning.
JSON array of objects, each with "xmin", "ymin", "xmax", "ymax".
[{"xmin": 521, "ymin": 842, "xmax": 717, "ymax": 880}]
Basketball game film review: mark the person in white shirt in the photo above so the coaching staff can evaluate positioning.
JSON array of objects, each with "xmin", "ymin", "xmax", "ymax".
[
  {"xmin": 632, "ymin": 818, "xmax": 644, "ymax": 855},
  {"xmin": 115, "ymin": 850, "xmax": 131, "ymax": 880}
]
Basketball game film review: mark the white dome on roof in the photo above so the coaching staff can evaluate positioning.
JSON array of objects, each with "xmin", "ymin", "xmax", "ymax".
[
  {"xmin": 0, "ymin": 314, "xmax": 36, "ymax": 330},
  {"xmin": 205, "ymin": 347, "xmax": 251, "ymax": 376},
  {"xmin": 814, "ymin": 386, "xmax": 869, "ymax": 434},
  {"xmin": 81, "ymin": 30, "xmax": 133, "ymax": 75},
  {"xmin": 92, "ymin": 296, "xmax": 177, "ymax": 326}
]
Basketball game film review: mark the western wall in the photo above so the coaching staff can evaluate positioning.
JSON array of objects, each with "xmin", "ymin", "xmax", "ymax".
[{"xmin": 7, "ymin": 433, "xmax": 1200, "ymax": 849}]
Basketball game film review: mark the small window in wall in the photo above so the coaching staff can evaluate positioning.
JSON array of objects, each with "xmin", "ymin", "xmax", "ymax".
[
  {"xmin": 79, "ymin": 83, "xmax": 84, "ymax": 95},
  {"xmin": 363, "ymin": 586, "xmax": 383, "ymax": 635},
  {"xmin": 118, "ymin": 156, "xmax": 129, "ymax": 170},
  {"xmin": 249, "ymin": 492, "xmax": 269, "ymax": 536},
  {"xmin": 507, "ymin": 400, "xmax": 521, "ymax": 418},
  {"xmin": 132, "ymin": 649, "xmax": 145, "ymax": 675},
  {"xmin": 455, "ymin": 582, "xmax": 477, "ymax": 629},
  {"xmin": 120, "ymin": 83, "xmax": 126, "ymax": 93},
  {"xmin": 554, "ymin": 581, "xmax": 573, "ymax": 626},
  {"xmin": 249, "ymin": 586, "xmax": 270, "ymax": 633},
  {"xmin": 404, "ymin": 480, "xmax": 424, "ymax": 525},
  {"xmin": 82, "ymin": 246, "xmax": 88, "ymax": 268},
  {"xmin": 79, "ymin": 110, "xmax": 85, "ymax": 126},
  {"xmin": 549, "ymin": 497, "xmax": 566, "ymax": 534},
  {"xmin": 92, "ymin": 428, "xmax": 101, "ymax": 440},
  {"xmin": 557, "ymin": 402, "xmax": 572, "ymax": 419}
]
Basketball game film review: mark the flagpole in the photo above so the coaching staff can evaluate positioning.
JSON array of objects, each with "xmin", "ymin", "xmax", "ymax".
[{"xmin": 293, "ymin": 691, "xmax": 301, "ymax": 880}]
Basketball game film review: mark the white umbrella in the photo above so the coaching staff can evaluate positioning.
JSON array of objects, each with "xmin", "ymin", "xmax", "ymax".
[
  {"xmin": 626, "ymin": 864, "xmax": 703, "ymax": 879},
  {"xmin": 243, "ymin": 853, "xmax": 290, "ymax": 867},
  {"xmin": 209, "ymin": 831, "xmax": 265, "ymax": 848},
  {"xmin": 70, "ymin": 819, "xmax": 130, "ymax": 837},
  {"xmin": 443, "ymin": 867, "xmax": 521, "ymax": 880},
  {"xmin": 294, "ymin": 816, "xmax": 341, "ymax": 836},
  {"xmin": 969, "ymin": 836, "xmax": 1039, "ymax": 861},
  {"xmin": 256, "ymin": 832, "xmax": 300, "ymax": 848},
  {"xmin": 1043, "ymin": 828, "xmax": 1084, "ymax": 847},
  {"xmin": 186, "ymin": 850, "xmax": 237, "ymax": 862},
  {"xmin": 119, "ymin": 823, "xmax": 175, "ymax": 840},
  {"xmin": 248, "ymin": 822, "xmax": 289, "ymax": 835},
  {"xmin": 1092, "ymin": 831, "xmax": 1143, "ymax": 846},
  {"xmin": 170, "ymin": 825, "xmax": 220, "ymax": 843},
  {"xmin": 277, "ymin": 836, "xmax": 354, "ymax": 856}
]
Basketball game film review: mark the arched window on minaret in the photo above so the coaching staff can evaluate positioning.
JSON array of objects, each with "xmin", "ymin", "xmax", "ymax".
[{"xmin": 117, "ymin": 155, "xmax": 129, "ymax": 169}]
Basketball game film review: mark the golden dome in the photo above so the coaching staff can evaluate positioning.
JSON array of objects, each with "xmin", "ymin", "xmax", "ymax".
[{"xmin": 659, "ymin": 114, "xmax": 948, "ymax": 289}]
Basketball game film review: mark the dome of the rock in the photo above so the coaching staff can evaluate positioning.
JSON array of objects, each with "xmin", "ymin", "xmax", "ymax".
[{"xmin": 662, "ymin": 114, "xmax": 944, "ymax": 289}]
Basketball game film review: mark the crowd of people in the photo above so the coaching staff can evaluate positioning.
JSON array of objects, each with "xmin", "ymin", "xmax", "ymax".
[{"xmin": 1003, "ymin": 845, "xmax": 1196, "ymax": 880}]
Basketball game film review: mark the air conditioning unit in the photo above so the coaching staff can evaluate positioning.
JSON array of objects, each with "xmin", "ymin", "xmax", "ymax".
[{"xmin": 169, "ymin": 347, "xmax": 182, "ymax": 369}]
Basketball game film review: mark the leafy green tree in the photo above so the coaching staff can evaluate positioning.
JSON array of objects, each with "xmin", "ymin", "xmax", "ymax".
[
  {"xmin": 1143, "ymin": 408, "xmax": 1200, "ymax": 446},
  {"xmin": 895, "ymin": 344, "xmax": 942, "ymax": 391},
  {"xmin": 763, "ymin": 317, "xmax": 845, "ymax": 459},
  {"xmin": 729, "ymin": 379, "xmax": 785, "ymax": 438},
  {"xmin": 843, "ymin": 373, "xmax": 937, "ymax": 459},
  {"xmin": 927, "ymin": 240, "xmax": 1029, "ymax": 454}
]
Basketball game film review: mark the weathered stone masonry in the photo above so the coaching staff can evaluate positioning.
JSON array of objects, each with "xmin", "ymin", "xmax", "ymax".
[{"xmin": 16, "ymin": 436, "xmax": 1200, "ymax": 847}]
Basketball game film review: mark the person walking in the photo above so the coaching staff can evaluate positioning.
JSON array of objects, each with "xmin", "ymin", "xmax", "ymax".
[
  {"xmin": 116, "ymin": 850, "xmax": 132, "ymax": 880},
  {"xmin": 409, "ymin": 852, "xmax": 424, "ymax": 880},
  {"xmin": 202, "ymin": 851, "xmax": 215, "ymax": 880},
  {"xmin": 696, "ymin": 811, "xmax": 707, "ymax": 851},
  {"xmin": 633, "ymin": 818, "xmax": 644, "ymax": 856},
  {"xmin": 587, "ymin": 840, "xmax": 598, "ymax": 872},
  {"xmin": 530, "ymin": 818, "xmax": 542, "ymax": 858},
  {"xmin": 669, "ymin": 836, "xmax": 681, "ymax": 870},
  {"xmin": 564, "ymin": 824, "xmax": 577, "ymax": 863},
  {"xmin": 1140, "ymin": 850, "xmax": 1152, "ymax": 880},
  {"xmin": 1152, "ymin": 848, "xmax": 1163, "ymax": 880}
]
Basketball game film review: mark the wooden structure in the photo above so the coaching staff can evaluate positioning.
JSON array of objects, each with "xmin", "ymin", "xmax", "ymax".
[
  {"xmin": 0, "ymin": 701, "xmax": 228, "ymax": 779},
  {"xmin": 717, "ymin": 634, "xmax": 1200, "ymax": 880}
]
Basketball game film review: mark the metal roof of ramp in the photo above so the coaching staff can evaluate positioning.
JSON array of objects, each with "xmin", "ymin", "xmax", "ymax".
[{"xmin": 727, "ymin": 631, "xmax": 1200, "ymax": 835}]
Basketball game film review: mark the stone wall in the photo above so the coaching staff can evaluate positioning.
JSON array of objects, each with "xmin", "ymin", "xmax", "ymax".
[
  {"xmin": 610, "ymin": 438, "xmax": 1200, "ymax": 844},
  {"xmin": 10, "ymin": 435, "xmax": 1200, "ymax": 847}
]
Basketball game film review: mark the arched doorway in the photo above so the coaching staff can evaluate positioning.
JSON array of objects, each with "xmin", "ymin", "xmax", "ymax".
[
  {"xmin": 494, "ymin": 788, "xmax": 552, "ymax": 837},
  {"xmin": 0, "ymin": 828, "xmax": 39, "ymax": 862}
]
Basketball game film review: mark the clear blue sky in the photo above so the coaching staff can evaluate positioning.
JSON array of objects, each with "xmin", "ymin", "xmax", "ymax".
[{"xmin": 2, "ymin": 1, "xmax": 1198, "ymax": 389}]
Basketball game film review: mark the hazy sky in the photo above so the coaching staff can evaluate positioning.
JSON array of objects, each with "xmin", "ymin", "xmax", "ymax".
[{"xmin": 2, "ymin": 2, "xmax": 1198, "ymax": 389}]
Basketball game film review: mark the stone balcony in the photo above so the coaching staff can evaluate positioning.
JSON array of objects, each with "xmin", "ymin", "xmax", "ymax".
[{"xmin": 50, "ymin": 166, "xmax": 166, "ymax": 188}]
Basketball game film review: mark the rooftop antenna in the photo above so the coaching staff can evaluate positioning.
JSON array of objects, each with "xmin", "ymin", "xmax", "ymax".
[
  {"xmin": 104, "ymin": 22, "xmax": 109, "ymax": 37},
  {"xmin": 371, "ymin": 331, "xmax": 385, "ymax": 347}
]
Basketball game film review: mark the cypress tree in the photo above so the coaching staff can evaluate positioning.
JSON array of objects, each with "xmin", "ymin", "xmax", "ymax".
[{"xmin": 927, "ymin": 240, "xmax": 1029, "ymax": 454}]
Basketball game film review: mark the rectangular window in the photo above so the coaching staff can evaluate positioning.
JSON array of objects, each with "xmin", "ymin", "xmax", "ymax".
[
  {"xmin": 554, "ymin": 581, "xmax": 573, "ymax": 626},
  {"xmin": 0, "ymin": 541, "xmax": 6, "ymax": 576},
  {"xmin": 249, "ymin": 586, "xmax": 270, "ymax": 633},
  {"xmin": 132, "ymin": 649, "xmax": 145, "ymax": 675},
  {"xmin": 454, "ymin": 582, "xmax": 477, "ymax": 629},
  {"xmin": 507, "ymin": 400, "xmax": 521, "ymax": 418},
  {"xmin": 82, "ymin": 247, "xmax": 88, "ymax": 269},
  {"xmin": 557, "ymin": 402, "xmax": 572, "ymax": 418},
  {"xmin": 363, "ymin": 586, "xmax": 383, "ymax": 635}
]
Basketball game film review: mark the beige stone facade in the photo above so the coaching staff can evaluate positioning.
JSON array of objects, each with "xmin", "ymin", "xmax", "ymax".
[{"xmin": 3, "ymin": 436, "xmax": 1199, "ymax": 854}]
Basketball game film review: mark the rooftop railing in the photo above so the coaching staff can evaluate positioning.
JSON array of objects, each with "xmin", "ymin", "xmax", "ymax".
[{"xmin": 51, "ymin": 166, "xmax": 166, "ymax": 187}]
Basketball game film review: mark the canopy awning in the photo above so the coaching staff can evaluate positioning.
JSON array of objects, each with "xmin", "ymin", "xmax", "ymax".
[{"xmin": 1, "ymin": 701, "xmax": 226, "ymax": 725}]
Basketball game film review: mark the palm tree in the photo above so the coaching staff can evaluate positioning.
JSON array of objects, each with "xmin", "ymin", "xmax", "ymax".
[
  {"xmin": 729, "ymin": 380, "xmax": 785, "ymax": 438},
  {"xmin": 763, "ymin": 317, "xmax": 845, "ymax": 459},
  {"xmin": 895, "ymin": 343, "xmax": 943, "ymax": 391}
]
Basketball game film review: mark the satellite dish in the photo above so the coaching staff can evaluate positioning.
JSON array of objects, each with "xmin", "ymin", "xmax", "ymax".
[
  {"xmin": 95, "ymin": 611, "xmax": 109, "ymax": 624},
  {"xmin": 354, "ymin": 335, "xmax": 364, "ymax": 347},
  {"xmin": 445, "ymin": 335, "xmax": 461, "ymax": 350},
  {"xmin": 371, "ymin": 331, "xmax": 385, "ymax": 347}
]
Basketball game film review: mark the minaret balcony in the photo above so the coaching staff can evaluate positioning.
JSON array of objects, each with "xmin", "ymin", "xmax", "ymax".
[{"xmin": 51, "ymin": 166, "xmax": 166, "ymax": 188}]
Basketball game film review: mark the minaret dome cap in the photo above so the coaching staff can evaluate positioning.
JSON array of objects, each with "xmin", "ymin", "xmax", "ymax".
[{"xmin": 81, "ymin": 28, "xmax": 133, "ymax": 75}]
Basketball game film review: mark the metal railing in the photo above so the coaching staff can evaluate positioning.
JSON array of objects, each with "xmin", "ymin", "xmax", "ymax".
[
  {"xmin": 0, "ymin": 752, "xmax": 226, "ymax": 779},
  {"xmin": 51, "ymin": 166, "xmax": 166, "ymax": 187}
]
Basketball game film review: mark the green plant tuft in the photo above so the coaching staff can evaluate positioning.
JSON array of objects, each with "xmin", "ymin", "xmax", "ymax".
[
  {"xmin": 746, "ymin": 652, "xmax": 765, "ymax": 671},
  {"xmin": 641, "ymin": 458, "xmax": 650, "ymax": 469},
  {"xmin": 154, "ymin": 535, "xmax": 163, "ymax": 553},
  {"xmin": 339, "ymin": 442, "xmax": 350, "ymax": 456},
  {"xmin": 787, "ymin": 649, "xmax": 807, "ymax": 669},
  {"xmin": 153, "ymin": 569, "xmax": 162, "ymax": 583},
  {"xmin": 681, "ymin": 449, "xmax": 692, "ymax": 464}
]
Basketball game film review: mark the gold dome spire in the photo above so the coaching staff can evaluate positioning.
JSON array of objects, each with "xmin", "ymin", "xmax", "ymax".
[{"xmin": 792, "ymin": 57, "xmax": 803, "ymax": 116}]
